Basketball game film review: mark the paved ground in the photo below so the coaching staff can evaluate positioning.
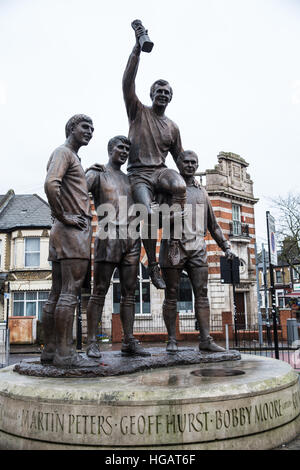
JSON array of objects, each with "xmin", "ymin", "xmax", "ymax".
[{"xmin": 3, "ymin": 342, "xmax": 300, "ymax": 450}]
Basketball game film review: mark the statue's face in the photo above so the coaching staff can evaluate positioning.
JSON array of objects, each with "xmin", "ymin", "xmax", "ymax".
[
  {"xmin": 151, "ymin": 84, "xmax": 172, "ymax": 107},
  {"xmin": 110, "ymin": 141, "xmax": 130, "ymax": 166},
  {"xmin": 178, "ymin": 153, "xmax": 199, "ymax": 178},
  {"xmin": 72, "ymin": 120, "xmax": 94, "ymax": 146}
]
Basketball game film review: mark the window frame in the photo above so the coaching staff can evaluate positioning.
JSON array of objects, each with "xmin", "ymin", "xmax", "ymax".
[
  {"xmin": 292, "ymin": 267, "xmax": 300, "ymax": 281},
  {"xmin": 12, "ymin": 290, "xmax": 49, "ymax": 319},
  {"xmin": 24, "ymin": 237, "xmax": 40, "ymax": 268},
  {"xmin": 232, "ymin": 204, "xmax": 242, "ymax": 236},
  {"xmin": 275, "ymin": 270, "xmax": 283, "ymax": 284}
]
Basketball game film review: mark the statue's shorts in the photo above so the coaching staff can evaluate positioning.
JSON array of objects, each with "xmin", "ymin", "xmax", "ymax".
[
  {"xmin": 48, "ymin": 217, "xmax": 92, "ymax": 262},
  {"xmin": 94, "ymin": 235, "xmax": 141, "ymax": 266},
  {"xmin": 159, "ymin": 239, "xmax": 208, "ymax": 269},
  {"xmin": 128, "ymin": 166, "xmax": 179, "ymax": 201}
]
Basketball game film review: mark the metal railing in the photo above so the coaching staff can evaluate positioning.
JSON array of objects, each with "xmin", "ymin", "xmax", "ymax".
[
  {"xmin": 229, "ymin": 222, "xmax": 249, "ymax": 237},
  {"xmin": 230, "ymin": 322, "xmax": 300, "ymax": 370},
  {"xmin": 132, "ymin": 313, "xmax": 223, "ymax": 334}
]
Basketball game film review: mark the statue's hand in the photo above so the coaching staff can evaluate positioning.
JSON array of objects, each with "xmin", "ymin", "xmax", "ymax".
[
  {"xmin": 133, "ymin": 22, "xmax": 145, "ymax": 40},
  {"xmin": 224, "ymin": 248, "xmax": 235, "ymax": 260},
  {"xmin": 85, "ymin": 163, "xmax": 106, "ymax": 173},
  {"xmin": 133, "ymin": 25, "xmax": 144, "ymax": 52},
  {"xmin": 63, "ymin": 214, "xmax": 88, "ymax": 230}
]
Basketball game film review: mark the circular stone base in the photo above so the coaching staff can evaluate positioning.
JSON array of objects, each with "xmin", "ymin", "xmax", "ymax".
[{"xmin": 0, "ymin": 354, "xmax": 300, "ymax": 450}]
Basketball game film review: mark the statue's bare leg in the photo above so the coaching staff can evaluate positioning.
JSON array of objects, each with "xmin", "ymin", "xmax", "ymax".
[
  {"xmin": 86, "ymin": 262, "xmax": 116, "ymax": 358},
  {"xmin": 53, "ymin": 259, "xmax": 98, "ymax": 367},
  {"xmin": 161, "ymin": 267, "xmax": 182, "ymax": 352},
  {"xmin": 131, "ymin": 183, "xmax": 166, "ymax": 289},
  {"xmin": 119, "ymin": 263, "xmax": 150, "ymax": 356},
  {"xmin": 187, "ymin": 266, "xmax": 225, "ymax": 352},
  {"xmin": 41, "ymin": 261, "xmax": 61, "ymax": 363},
  {"xmin": 157, "ymin": 169, "xmax": 186, "ymax": 266}
]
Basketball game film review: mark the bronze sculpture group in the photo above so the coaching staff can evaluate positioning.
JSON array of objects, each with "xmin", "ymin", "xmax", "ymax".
[{"xmin": 42, "ymin": 22, "xmax": 234, "ymax": 368}]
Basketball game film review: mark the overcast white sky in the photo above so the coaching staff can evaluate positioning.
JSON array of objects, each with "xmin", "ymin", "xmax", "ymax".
[{"xmin": 1, "ymin": 0, "xmax": 300, "ymax": 244}]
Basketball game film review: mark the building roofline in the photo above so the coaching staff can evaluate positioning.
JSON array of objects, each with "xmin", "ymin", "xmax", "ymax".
[
  {"xmin": 0, "ymin": 224, "xmax": 52, "ymax": 233},
  {"xmin": 32, "ymin": 193, "xmax": 50, "ymax": 207},
  {"xmin": 205, "ymin": 189, "xmax": 259, "ymax": 205},
  {"xmin": 0, "ymin": 189, "xmax": 15, "ymax": 214}
]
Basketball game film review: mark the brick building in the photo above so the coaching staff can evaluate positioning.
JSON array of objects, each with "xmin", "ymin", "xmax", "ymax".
[{"xmin": 203, "ymin": 151, "xmax": 259, "ymax": 328}]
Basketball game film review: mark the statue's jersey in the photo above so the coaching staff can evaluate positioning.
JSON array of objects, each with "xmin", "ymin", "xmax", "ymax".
[
  {"xmin": 160, "ymin": 181, "xmax": 230, "ymax": 268},
  {"xmin": 123, "ymin": 50, "xmax": 183, "ymax": 172},
  {"xmin": 45, "ymin": 144, "xmax": 92, "ymax": 261},
  {"xmin": 85, "ymin": 166, "xmax": 141, "ymax": 264},
  {"xmin": 127, "ymin": 102, "xmax": 182, "ymax": 171},
  {"xmin": 86, "ymin": 166, "xmax": 136, "ymax": 226},
  {"xmin": 45, "ymin": 144, "xmax": 92, "ymax": 221}
]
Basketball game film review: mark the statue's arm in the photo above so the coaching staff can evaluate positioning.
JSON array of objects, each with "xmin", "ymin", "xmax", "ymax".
[
  {"xmin": 85, "ymin": 169, "xmax": 98, "ymax": 195},
  {"xmin": 44, "ymin": 150, "xmax": 87, "ymax": 230},
  {"xmin": 44, "ymin": 150, "xmax": 70, "ymax": 223},
  {"xmin": 170, "ymin": 125, "xmax": 184, "ymax": 164},
  {"xmin": 122, "ymin": 41, "xmax": 142, "ymax": 121}
]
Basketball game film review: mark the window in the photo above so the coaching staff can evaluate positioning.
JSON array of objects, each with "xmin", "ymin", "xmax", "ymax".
[
  {"xmin": 275, "ymin": 270, "xmax": 283, "ymax": 284},
  {"xmin": 232, "ymin": 204, "xmax": 241, "ymax": 236},
  {"xmin": 13, "ymin": 291, "xmax": 50, "ymax": 319},
  {"xmin": 113, "ymin": 263, "xmax": 150, "ymax": 314},
  {"xmin": 177, "ymin": 272, "xmax": 193, "ymax": 312},
  {"xmin": 293, "ymin": 267, "xmax": 300, "ymax": 281},
  {"xmin": 0, "ymin": 239, "xmax": 2, "ymax": 269},
  {"xmin": 25, "ymin": 237, "xmax": 40, "ymax": 267},
  {"xmin": 13, "ymin": 238, "xmax": 17, "ymax": 267}
]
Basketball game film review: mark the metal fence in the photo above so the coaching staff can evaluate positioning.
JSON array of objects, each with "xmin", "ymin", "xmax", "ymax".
[
  {"xmin": 133, "ymin": 316, "xmax": 167, "ymax": 334},
  {"xmin": 132, "ymin": 312, "xmax": 300, "ymax": 371},
  {"xmin": 133, "ymin": 313, "xmax": 223, "ymax": 334},
  {"xmin": 230, "ymin": 322, "xmax": 300, "ymax": 371},
  {"xmin": 0, "ymin": 327, "xmax": 9, "ymax": 368}
]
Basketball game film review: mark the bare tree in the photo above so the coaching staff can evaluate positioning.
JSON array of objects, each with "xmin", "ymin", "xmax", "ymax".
[{"xmin": 272, "ymin": 192, "xmax": 300, "ymax": 275}]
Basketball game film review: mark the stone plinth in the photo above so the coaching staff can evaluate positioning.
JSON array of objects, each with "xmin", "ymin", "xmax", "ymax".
[{"xmin": 0, "ymin": 354, "xmax": 300, "ymax": 450}]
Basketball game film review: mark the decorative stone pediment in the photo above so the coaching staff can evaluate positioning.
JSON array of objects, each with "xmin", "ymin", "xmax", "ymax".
[{"xmin": 205, "ymin": 152, "xmax": 257, "ymax": 202}]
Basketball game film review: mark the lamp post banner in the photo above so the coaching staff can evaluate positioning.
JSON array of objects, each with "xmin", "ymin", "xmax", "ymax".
[{"xmin": 267, "ymin": 212, "xmax": 277, "ymax": 266}]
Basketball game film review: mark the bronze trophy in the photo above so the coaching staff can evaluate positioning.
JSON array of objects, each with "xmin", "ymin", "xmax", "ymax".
[{"xmin": 131, "ymin": 19, "xmax": 154, "ymax": 53}]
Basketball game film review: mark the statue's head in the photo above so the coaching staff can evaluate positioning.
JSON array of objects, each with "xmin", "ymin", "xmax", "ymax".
[
  {"xmin": 107, "ymin": 135, "xmax": 131, "ymax": 166},
  {"xmin": 150, "ymin": 79, "xmax": 173, "ymax": 107},
  {"xmin": 177, "ymin": 150, "xmax": 199, "ymax": 177},
  {"xmin": 65, "ymin": 114, "xmax": 94, "ymax": 146}
]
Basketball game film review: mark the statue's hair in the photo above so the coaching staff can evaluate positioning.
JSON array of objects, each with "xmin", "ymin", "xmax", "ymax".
[
  {"xmin": 177, "ymin": 150, "xmax": 199, "ymax": 164},
  {"xmin": 65, "ymin": 114, "xmax": 93, "ymax": 138},
  {"xmin": 107, "ymin": 135, "xmax": 131, "ymax": 155},
  {"xmin": 150, "ymin": 79, "xmax": 173, "ymax": 101}
]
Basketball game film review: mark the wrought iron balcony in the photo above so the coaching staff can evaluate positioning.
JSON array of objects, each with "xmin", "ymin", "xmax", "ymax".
[{"xmin": 229, "ymin": 221, "xmax": 249, "ymax": 238}]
